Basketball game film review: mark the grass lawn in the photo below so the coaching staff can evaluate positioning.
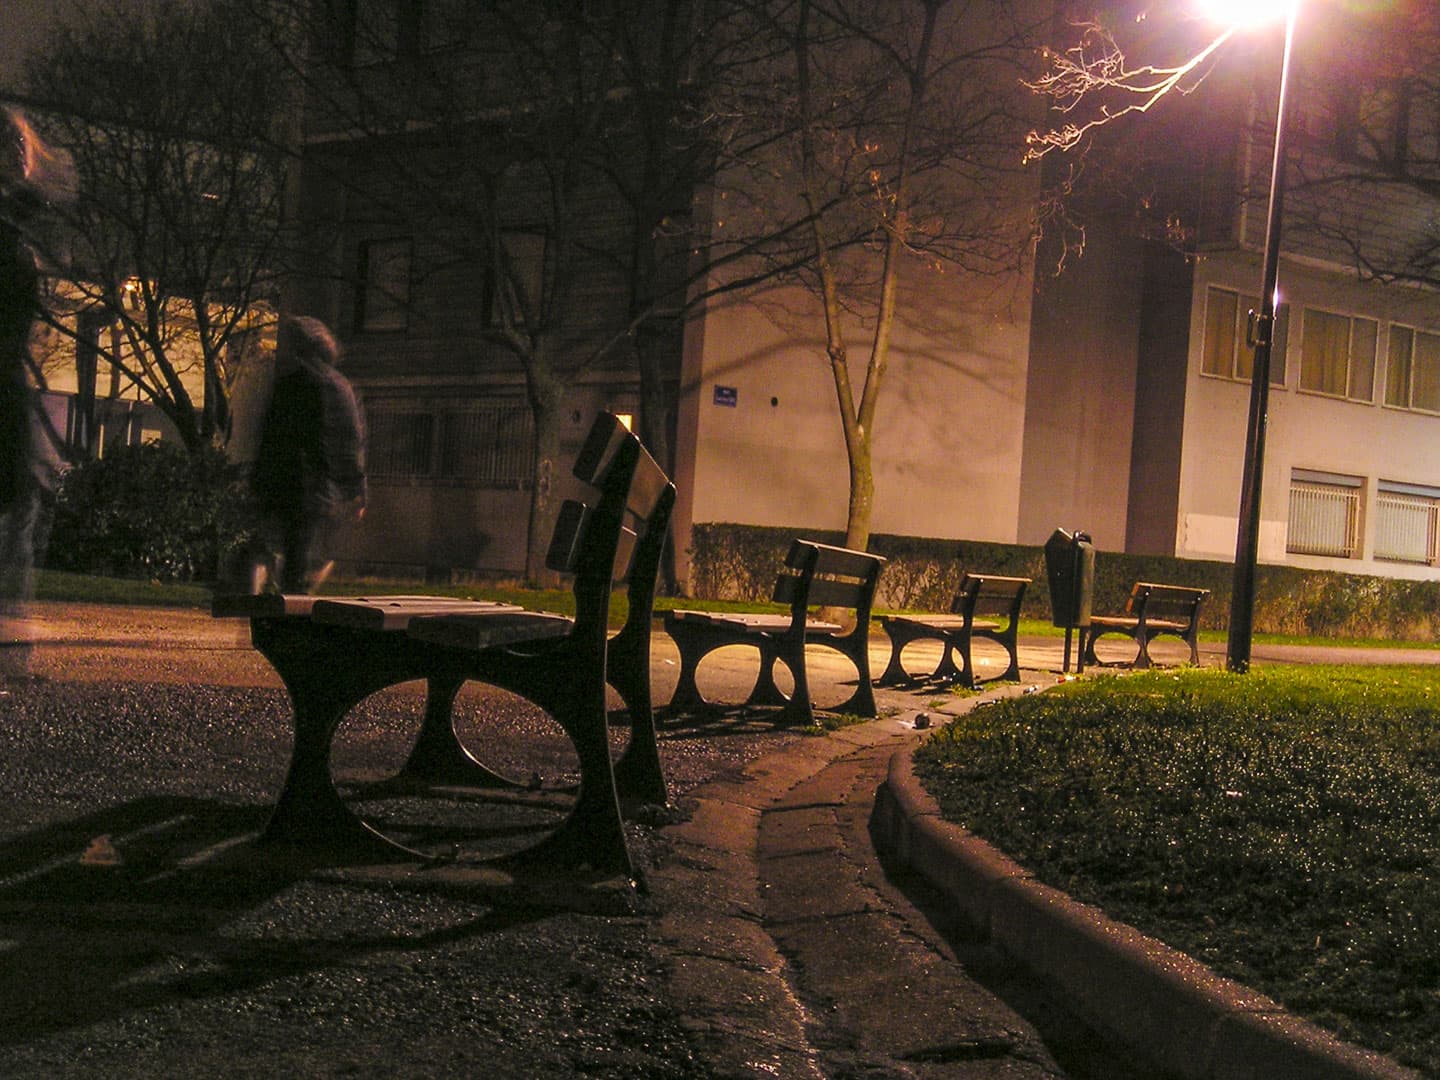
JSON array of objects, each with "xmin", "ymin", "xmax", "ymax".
[{"xmin": 914, "ymin": 665, "xmax": 1440, "ymax": 1075}]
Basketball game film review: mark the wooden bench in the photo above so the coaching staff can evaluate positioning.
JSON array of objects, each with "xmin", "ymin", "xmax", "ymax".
[
  {"xmin": 876, "ymin": 573, "xmax": 1030, "ymax": 689},
  {"xmin": 213, "ymin": 412, "xmax": 674, "ymax": 875},
  {"xmin": 1082, "ymin": 582, "xmax": 1210, "ymax": 669},
  {"xmin": 663, "ymin": 540, "xmax": 885, "ymax": 726}
]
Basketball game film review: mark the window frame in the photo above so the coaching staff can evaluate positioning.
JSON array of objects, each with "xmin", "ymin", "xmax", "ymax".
[
  {"xmin": 1200, "ymin": 285, "xmax": 1287, "ymax": 387},
  {"xmin": 1297, "ymin": 306, "xmax": 1378, "ymax": 403},
  {"xmin": 1286, "ymin": 468, "xmax": 1363, "ymax": 560},
  {"xmin": 355, "ymin": 236, "xmax": 413, "ymax": 335},
  {"xmin": 482, "ymin": 227, "xmax": 549, "ymax": 330},
  {"xmin": 1374, "ymin": 479, "xmax": 1440, "ymax": 566},
  {"xmin": 365, "ymin": 400, "xmax": 535, "ymax": 489},
  {"xmin": 1384, "ymin": 323, "xmax": 1440, "ymax": 414},
  {"xmin": 366, "ymin": 407, "xmax": 436, "ymax": 480}
]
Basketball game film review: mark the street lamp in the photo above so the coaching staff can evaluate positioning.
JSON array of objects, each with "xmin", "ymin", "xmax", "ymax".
[{"xmin": 1220, "ymin": 0, "xmax": 1301, "ymax": 673}]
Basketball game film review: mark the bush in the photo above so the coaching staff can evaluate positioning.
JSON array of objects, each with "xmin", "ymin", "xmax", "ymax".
[{"xmin": 46, "ymin": 442, "xmax": 251, "ymax": 583}]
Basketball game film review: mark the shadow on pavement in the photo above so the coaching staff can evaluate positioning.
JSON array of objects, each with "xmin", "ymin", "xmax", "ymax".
[{"xmin": 0, "ymin": 795, "xmax": 565, "ymax": 1051}]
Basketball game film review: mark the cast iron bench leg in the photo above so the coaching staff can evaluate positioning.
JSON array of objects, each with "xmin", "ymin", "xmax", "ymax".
[
  {"xmin": 750, "ymin": 637, "xmax": 795, "ymax": 710},
  {"xmin": 842, "ymin": 640, "xmax": 877, "ymax": 716},
  {"xmin": 997, "ymin": 629, "xmax": 1021, "ymax": 682},
  {"xmin": 494, "ymin": 665, "xmax": 630, "ymax": 876},
  {"xmin": 389, "ymin": 672, "xmax": 519, "ymax": 789},
  {"xmin": 877, "ymin": 624, "xmax": 919, "ymax": 685},
  {"xmin": 667, "ymin": 625, "xmax": 712, "ymax": 711},
  {"xmin": 606, "ymin": 620, "xmax": 667, "ymax": 805},
  {"xmin": 261, "ymin": 667, "xmax": 424, "ymax": 864},
  {"xmin": 935, "ymin": 649, "xmax": 963, "ymax": 683}
]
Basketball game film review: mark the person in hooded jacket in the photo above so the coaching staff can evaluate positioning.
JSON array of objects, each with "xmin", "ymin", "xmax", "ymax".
[{"xmin": 247, "ymin": 315, "xmax": 367, "ymax": 593}]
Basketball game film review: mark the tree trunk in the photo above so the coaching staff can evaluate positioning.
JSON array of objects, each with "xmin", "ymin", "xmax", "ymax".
[
  {"xmin": 634, "ymin": 324, "xmax": 677, "ymax": 592},
  {"xmin": 844, "ymin": 433, "xmax": 874, "ymax": 552},
  {"xmin": 523, "ymin": 369, "xmax": 566, "ymax": 585}
]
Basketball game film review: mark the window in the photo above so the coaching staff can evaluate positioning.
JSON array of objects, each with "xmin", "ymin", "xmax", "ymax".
[
  {"xmin": 483, "ymin": 229, "xmax": 548, "ymax": 328},
  {"xmin": 356, "ymin": 237, "xmax": 412, "ymax": 334},
  {"xmin": 1287, "ymin": 470, "xmax": 1362, "ymax": 559},
  {"xmin": 368, "ymin": 410, "xmax": 434, "ymax": 478},
  {"xmin": 1331, "ymin": 77, "xmax": 1423, "ymax": 170},
  {"xmin": 1299, "ymin": 308, "xmax": 1376, "ymax": 401},
  {"xmin": 1201, "ymin": 286, "xmax": 1286, "ymax": 385},
  {"xmin": 439, "ymin": 406, "xmax": 533, "ymax": 486},
  {"xmin": 366, "ymin": 402, "xmax": 534, "ymax": 486},
  {"xmin": 1385, "ymin": 325, "xmax": 1440, "ymax": 412},
  {"xmin": 1375, "ymin": 481, "xmax": 1440, "ymax": 565},
  {"xmin": 320, "ymin": 0, "xmax": 358, "ymax": 66}
]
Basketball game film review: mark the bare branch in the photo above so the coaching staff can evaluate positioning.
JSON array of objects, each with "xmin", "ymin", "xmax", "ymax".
[{"xmin": 1025, "ymin": 19, "xmax": 1236, "ymax": 161}]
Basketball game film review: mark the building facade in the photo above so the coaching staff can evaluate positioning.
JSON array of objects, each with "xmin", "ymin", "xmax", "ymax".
[{"xmin": 300, "ymin": 1, "xmax": 1440, "ymax": 590}]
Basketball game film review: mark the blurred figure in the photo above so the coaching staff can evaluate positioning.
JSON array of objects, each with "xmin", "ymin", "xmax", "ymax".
[
  {"xmin": 246, "ymin": 315, "xmax": 367, "ymax": 593},
  {"xmin": 1, "ymin": 107, "xmax": 73, "ymax": 676}
]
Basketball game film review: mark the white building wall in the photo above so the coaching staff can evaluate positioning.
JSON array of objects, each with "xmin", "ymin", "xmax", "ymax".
[
  {"xmin": 673, "ymin": 267, "xmax": 1033, "ymax": 587},
  {"xmin": 1178, "ymin": 251, "xmax": 1440, "ymax": 580}
]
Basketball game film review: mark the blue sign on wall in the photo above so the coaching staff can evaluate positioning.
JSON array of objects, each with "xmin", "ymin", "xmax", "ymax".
[{"xmin": 713, "ymin": 385, "xmax": 738, "ymax": 407}]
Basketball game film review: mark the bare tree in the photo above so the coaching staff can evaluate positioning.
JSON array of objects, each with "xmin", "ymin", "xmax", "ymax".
[
  {"xmin": 718, "ymin": 0, "xmax": 1046, "ymax": 550},
  {"xmin": 253, "ymin": 0, "xmax": 808, "ymax": 582},
  {"xmin": 250, "ymin": 0, "xmax": 1047, "ymax": 576},
  {"xmin": 23, "ymin": 0, "xmax": 286, "ymax": 453}
]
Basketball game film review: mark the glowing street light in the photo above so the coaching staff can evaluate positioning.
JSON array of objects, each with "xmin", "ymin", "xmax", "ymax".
[
  {"xmin": 1200, "ymin": 0, "xmax": 1294, "ymax": 31},
  {"xmin": 1211, "ymin": 0, "xmax": 1301, "ymax": 673}
]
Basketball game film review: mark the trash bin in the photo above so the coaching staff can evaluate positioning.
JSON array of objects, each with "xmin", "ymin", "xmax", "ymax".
[{"xmin": 1044, "ymin": 528, "xmax": 1094, "ymax": 672}]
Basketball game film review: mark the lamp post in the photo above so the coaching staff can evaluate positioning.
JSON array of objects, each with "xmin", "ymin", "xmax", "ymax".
[{"xmin": 1225, "ymin": 0, "xmax": 1300, "ymax": 673}]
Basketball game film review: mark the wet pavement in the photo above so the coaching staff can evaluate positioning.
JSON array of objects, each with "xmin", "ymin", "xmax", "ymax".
[{"xmin": 0, "ymin": 602, "xmax": 1429, "ymax": 1078}]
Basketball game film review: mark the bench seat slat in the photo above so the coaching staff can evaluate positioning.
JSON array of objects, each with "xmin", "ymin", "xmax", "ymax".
[
  {"xmin": 211, "ymin": 593, "xmax": 322, "ymax": 618},
  {"xmin": 667, "ymin": 610, "xmax": 843, "ymax": 634},
  {"xmin": 1089, "ymin": 615, "xmax": 1189, "ymax": 632},
  {"xmin": 882, "ymin": 614, "xmax": 1001, "ymax": 633},
  {"xmin": 406, "ymin": 610, "xmax": 574, "ymax": 651},
  {"xmin": 780, "ymin": 539, "xmax": 881, "ymax": 580},
  {"xmin": 312, "ymin": 598, "xmax": 524, "ymax": 632},
  {"xmin": 775, "ymin": 575, "xmax": 871, "ymax": 608},
  {"xmin": 627, "ymin": 453, "xmax": 673, "ymax": 519}
]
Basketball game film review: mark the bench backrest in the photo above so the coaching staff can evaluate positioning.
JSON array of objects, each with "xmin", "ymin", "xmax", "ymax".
[
  {"xmin": 772, "ymin": 540, "xmax": 886, "ymax": 622},
  {"xmin": 1127, "ymin": 582, "xmax": 1210, "ymax": 622},
  {"xmin": 543, "ymin": 413, "xmax": 675, "ymax": 641},
  {"xmin": 952, "ymin": 573, "xmax": 1030, "ymax": 620}
]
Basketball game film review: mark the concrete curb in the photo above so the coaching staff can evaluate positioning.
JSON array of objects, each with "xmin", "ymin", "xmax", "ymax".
[{"xmin": 872, "ymin": 745, "xmax": 1421, "ymax": 1080}]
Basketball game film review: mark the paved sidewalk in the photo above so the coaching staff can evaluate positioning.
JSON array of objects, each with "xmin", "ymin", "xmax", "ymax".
[{"xmin": 654, "ymin": 704, "xmax": 1090, "ymax": 1078}]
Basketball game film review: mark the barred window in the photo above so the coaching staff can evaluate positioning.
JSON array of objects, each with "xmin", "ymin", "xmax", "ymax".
[
  {"xmin": 366, "ymin": 402, "xmax": 532, "ymax": 486},
  {"xmin": 1286, "ymin": 469, "xmax": 1362, "ymax": 559},
  {"xmin": 439, "ymin": 406, "xmax": 534, "ymax": 486},
  {"xmin": 1375, "ymin": 481, "xmax": 1440, "ymax": 565},
  {"xmin": 368, "ymin": 410, "xmax": 434, "ymax": 478}
]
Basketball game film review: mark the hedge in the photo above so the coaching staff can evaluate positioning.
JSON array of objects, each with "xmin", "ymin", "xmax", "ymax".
[{"xmin": 686, "ymin": 522, "xmax": 1440, "ymax": 641}]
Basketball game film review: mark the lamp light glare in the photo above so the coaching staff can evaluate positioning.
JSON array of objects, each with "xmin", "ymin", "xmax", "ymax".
[{"xmin": 1198, "ymin": 0, "xmax": 1294, "ymax": 29}]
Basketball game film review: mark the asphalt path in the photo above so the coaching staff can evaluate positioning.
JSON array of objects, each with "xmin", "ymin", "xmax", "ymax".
[{"xmin": 0, "ymin": 600, "xmax": 1430, "ymax": 1079}]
